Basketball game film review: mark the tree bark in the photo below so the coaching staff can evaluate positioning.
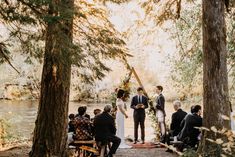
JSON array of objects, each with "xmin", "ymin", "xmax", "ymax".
[
  {"xmin": 200, "ymin": 0, "xmax": 230, "ymax": 156},
  {"xmin": 30, "ymin": 0, "xmax": 74, "ymax": 156}
]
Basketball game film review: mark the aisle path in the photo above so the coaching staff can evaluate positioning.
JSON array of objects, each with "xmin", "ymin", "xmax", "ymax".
[{"xmin": 115, "ymin": 148, "xmax": 178, "ymax": 157}]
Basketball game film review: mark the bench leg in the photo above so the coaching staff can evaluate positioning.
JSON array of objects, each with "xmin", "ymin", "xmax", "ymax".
[{"xmin": 99, "ymin": 146, "xmax": 106, "ymax": 157}]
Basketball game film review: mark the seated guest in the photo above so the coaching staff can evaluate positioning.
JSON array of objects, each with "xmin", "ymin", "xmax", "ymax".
[
  {"xmin": 73, "ymin": 106, "xmax": 92, "ymax": 141},
  {"xmin": 91, "ymin": 108, "xmax": 102, "ymax": 123},
  {"xmin": 93, "ymin": 105, "xmax": 121, "ymax": 157},
  {"xmin": 76, "ymin": 106, "xmax": 91, "ymax": 120},
  {"xmin": 180, "ymin": 105, "xmax": 195, "ymax": 128},
  {"xmin": 178, "ymin": 105, "xmax": 202, "ymax": 149},
  {"xmin": 68, "ymin": 113, "xmax": 76, "ymax": 133},
  {"xmin": 170, "ymin": 100, "xmax": 187, "ymax": 136},
  {"xmin": 166, "ymin": 100, "xmax": 187, "ymax": 152},
  {"xmin": 83, "ymin": 106, "xmax": 91, "ymax": 120},
  {"xmin": 67, "ymin": 114, "xmax": 76, "ymax": 146}
]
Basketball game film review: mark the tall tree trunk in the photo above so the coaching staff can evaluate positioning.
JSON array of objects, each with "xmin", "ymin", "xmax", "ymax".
[
  {"xmin": 30, "ymin": 0, "xmax": 74, "ymax": 156},
  {"xmin": 200, "ymin": 0, "xmax": 230, "ymax": 156}
]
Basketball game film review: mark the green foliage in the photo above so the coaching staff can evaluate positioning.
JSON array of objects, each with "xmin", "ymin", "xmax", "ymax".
[
  {"xmin": 0, "ymin": 0, "xmax": 128, "ymax": 84},
  {"xmin": 181, "ymin": 149, "xmax": 198, "ymax": 157},
  {"xmin": 170, "ymin": 3, "xmax": 235, "ymax": 98},
  {"xmin": 140, "ymin": 0, "xmax": 181, "ymax": 25},
  {"xmin": 169, "ymin": 2, "xmax": 203, "ymax": 95}
]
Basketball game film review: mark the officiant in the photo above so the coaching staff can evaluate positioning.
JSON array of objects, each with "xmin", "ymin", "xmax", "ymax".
[{"xmin": 130, "ymin": 87, "xmax": 148, "ymax": 144}]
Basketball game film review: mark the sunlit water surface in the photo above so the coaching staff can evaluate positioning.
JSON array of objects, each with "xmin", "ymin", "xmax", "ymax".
[{"xmin": 0, "ymin": 100, "xmax": 193, "ymax": 141}]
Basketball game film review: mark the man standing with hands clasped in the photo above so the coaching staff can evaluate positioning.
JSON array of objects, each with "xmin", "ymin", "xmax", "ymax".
[
  {"xmin": 131, "ymin": 87, "xmax": 148, "ymax": 144},
  {"xmin": 155, "ymin": 85, "xmax": 166, "ymax": 143}
]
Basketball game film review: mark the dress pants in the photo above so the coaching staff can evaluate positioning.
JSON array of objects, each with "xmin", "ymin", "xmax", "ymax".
[
  {"xmin": 134, "ymin": 112, "xmax": 145, "ymax": 142},
  {"xmin": 107, "ymin": 135, "xmax": 121, "ymax": 155}
]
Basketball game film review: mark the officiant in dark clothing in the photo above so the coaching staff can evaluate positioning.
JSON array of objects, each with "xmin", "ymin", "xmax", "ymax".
[
  {"xmin": 130, "ymin": 87, "xmax": 148, "ymax": 144},
  {"xmin": 93, "ymin": 105, "xmax": 121, "ymax": 157}
]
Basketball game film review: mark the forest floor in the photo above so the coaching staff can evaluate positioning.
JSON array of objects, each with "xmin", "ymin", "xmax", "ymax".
[{"xmin": 0, "ymin": 144, "xmax": 178, "ymax": 157}]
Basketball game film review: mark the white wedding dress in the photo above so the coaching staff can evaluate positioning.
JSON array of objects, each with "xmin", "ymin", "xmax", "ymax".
[{"xmin": 116, "ymin": 98, "xmax": 132, "ymax": 148}]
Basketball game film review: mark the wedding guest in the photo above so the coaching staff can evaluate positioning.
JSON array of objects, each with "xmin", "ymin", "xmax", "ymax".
[
  {"xmin": 91, "ymin": 108, "xmax": 101, "ymax": 123},
  {"xmin": 73, "ymin": 106, "xmax": 92, "ymax": 140},
  {"xmin": 68, "ymin": 113, "xmax": 76, "ymax": 133},
  {"xmin": 93, "ymin": 105, "xmax": 121, "ymax": 157},
  {"xmin": 75, "ymin": 106, "xmax": 91, "ymax": 120},
  {"xmin": 170, "ymin": 100, "xmax": 187, "ymax": 136},
  {"xmin": 178, "ymin": 105, "xmax": 202, "ymax": 149},
  {"xmin": 165, "ymin": 100, "xmax": 187, "ymax": 152}
]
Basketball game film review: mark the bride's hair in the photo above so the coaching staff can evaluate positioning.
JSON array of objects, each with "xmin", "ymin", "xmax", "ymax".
[{"xmin": 117, "ymin": 89, "xmax": 125, "ymax": 99}]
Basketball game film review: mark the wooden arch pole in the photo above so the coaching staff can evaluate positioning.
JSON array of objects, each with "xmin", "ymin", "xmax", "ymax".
[{"xmin": 131, "ymin": 67, "xmax": 148, "ymax": 97}]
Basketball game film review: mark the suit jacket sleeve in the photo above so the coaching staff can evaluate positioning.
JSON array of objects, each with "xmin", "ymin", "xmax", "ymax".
[
  {"xmin": 144, "ymin": 97, "xmax": 148, "ymax": 109},
  {"xmin": 180, "ymin": 116, "xmax": 186, "ymax": 128},
  {"xmin": 170, "ymin": 113, "xmax": 176, "ymax": 130},
  {"xmin": 130, "ymin": 97, "xmax": 136, "ymax": 109},
  {"xmin": 157, "ymin": 96, "xmax": 165, "ymax": 111}
]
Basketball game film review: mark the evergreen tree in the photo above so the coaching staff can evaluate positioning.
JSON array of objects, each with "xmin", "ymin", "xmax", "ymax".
[{"xmin": 0, "ymin": 0, "xmax": 128, "ymax": 156}]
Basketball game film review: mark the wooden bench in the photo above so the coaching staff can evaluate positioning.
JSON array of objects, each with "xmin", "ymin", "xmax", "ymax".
[
  {"xmin": 71, "ymin": 140, "xmax": 97, "ymax": 157},
  {"xmin": 170, "ymin": 141, "xmax": 183, "ymax": 145},
  {"xmin": 70, "ymin": 140, "xmax": 106, "ymax": 157}
]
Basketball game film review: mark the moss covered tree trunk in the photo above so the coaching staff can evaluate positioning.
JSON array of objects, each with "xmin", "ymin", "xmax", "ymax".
[
  {"xmin": 200, "ymin": 0, "xmax": 231, "ymax": 156},
  {"xmin": 30, "ymin": 0, "xmax": 74, "ymax": 156}
]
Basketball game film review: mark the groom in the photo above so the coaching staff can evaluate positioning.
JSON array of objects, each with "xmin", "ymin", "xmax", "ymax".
[{"xmin": 131, "ymin": 87, "xmax": 148, "ymax": 144}]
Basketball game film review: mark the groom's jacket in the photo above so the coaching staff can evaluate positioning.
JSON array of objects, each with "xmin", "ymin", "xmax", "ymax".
[{"xmin": 130, "ymin": 95, "xmax": 148, "ymax": 114}]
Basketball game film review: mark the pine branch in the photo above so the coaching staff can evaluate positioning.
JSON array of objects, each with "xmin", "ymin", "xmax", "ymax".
[
  {"xmin": 0, "ymin": 43, "xmax": 20, "ymax": 74},
  {"xmin": 17, "ymin": 0, "xmax": 43, "ymax": 16}
]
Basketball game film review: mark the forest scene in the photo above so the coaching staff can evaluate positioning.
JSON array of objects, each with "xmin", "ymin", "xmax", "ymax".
[{"xmin": 0, "ymin": 0, "xmax": 235, "ymax": 157}]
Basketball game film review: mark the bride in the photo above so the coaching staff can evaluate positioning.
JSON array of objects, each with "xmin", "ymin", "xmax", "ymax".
[{"xmin": 116, "ymin": 89, "xmax": 132, "ymax": 148}]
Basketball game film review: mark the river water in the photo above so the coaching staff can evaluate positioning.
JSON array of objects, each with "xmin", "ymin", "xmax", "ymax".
[{"xmin": 0, "ymin": 100, "xmax": 191, "ymax": 141}]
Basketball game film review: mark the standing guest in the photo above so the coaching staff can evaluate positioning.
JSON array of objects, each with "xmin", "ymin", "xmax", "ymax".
[
  {"xmin": 178, "ymin": 105, "xmax": 203, "ymax": 148},
  {"xmin": 73, "ymin": 107, "xmax": 92, "ymax": 140},
  {"xmin": 170, "ymin": 100, "xmax": 187, "ymax": 136},
  {"xmin": 130, "ymin": 87, "xmax": 149, "ymax": 144},
  {"xmin": 93, "ymin": 105, "xmax": 121, "ymax": 157},
  {"xmin": 155, "ymin": 85, "xmax": 166, "ymax": 143}
]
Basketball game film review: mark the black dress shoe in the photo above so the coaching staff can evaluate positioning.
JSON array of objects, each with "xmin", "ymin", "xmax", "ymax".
[
  {"xmin": 141, "ymin": 141, "xmax": 145, "ymax": 144},
  {"xmin": 165, "ymin": 149, "xmax": 173, "ymax": 153},
  {"xmin": 106, "ymin": 153, "xmax": 113, "ymax": 157},
  {"xmin": 133, "ymin": 141, "xmax": 137, "ymax": 144}
]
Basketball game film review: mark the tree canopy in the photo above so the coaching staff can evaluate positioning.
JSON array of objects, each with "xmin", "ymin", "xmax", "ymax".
[{"xmin": 0, "ymin": 0, "xmax": 129, "ymax": 83}]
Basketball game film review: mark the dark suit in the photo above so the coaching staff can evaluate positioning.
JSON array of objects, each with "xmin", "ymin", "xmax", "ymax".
[
  {"xmin": 131, "ymin": 95, "xmax": 148, "ymax": 142},
  {"xmin": 93, "ymin": 112, "xmax": 121, "ymax": 155},
  {"xmin": 170, "ymin": 109, "xmax": 187, "ymax": 136},
  {"xmin": 156, "ymin": 93, "xmax": 166, "ymax": 143},
  {"xmin": 178, "ymin": 113, "xmax": 202, "ymax": 148},
  {"xmin": 156, "ymin": 93, "xmax": 165, "ymax": 116}
]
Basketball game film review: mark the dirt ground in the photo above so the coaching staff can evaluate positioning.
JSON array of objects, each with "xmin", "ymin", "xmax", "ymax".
[{"xmin": 0, "ymin": 145, "xmax": 178, "ymax": 157}]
